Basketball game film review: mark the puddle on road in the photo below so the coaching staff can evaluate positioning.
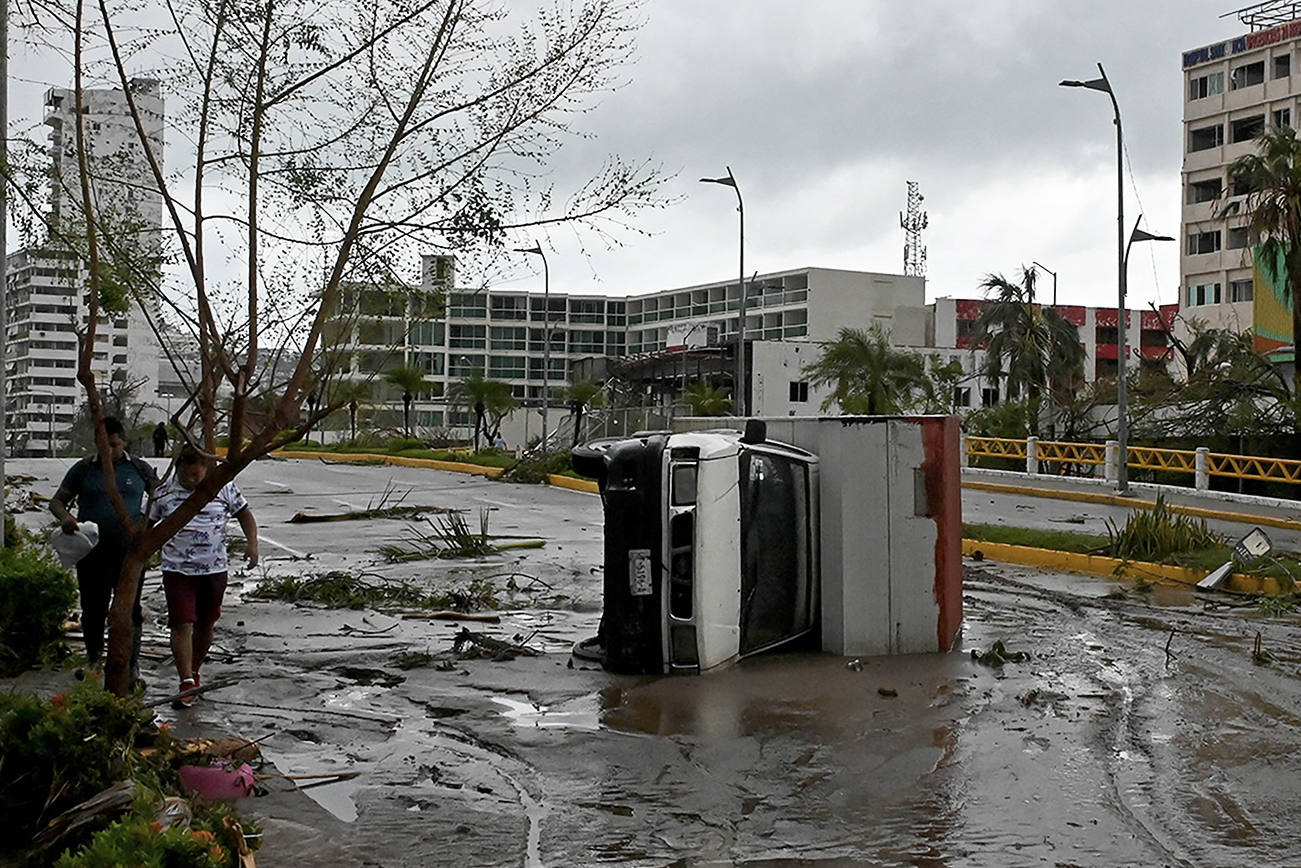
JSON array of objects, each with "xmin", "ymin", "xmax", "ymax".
[{"xmin": 491, "ymin": 694, "xmax": 602, "ymax": 731}]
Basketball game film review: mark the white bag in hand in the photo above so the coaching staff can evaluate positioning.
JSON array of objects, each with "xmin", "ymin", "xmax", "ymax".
[{"xmin": 50, "ymin": 521, "xmax": 99, "ymax": 568}]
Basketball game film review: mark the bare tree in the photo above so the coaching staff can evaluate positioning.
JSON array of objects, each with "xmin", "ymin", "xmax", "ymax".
[{"xmin": 11, "ymin": 0, "xmax": 666, "ymax": 694}]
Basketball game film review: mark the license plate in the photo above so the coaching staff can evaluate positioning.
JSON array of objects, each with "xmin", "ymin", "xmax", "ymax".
[{"xmin": 628, "ymin": 549, "xmax": 653, "ymax": 596}]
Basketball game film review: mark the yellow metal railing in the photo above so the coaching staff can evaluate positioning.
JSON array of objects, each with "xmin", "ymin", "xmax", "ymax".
[
  {"xmin": 1127, "ymin": 445, "xmax": 1197, "ymax": 474},
  {"xmin": 965, "ymin": 436, "xmax": 1301, "ymax": 487},
  {"xmin": 1206, "ymin": 452, "xmax": 1301, "ymax": 484},
  {"xmin": 965, "ymin": 436, "xmax": 1027, "ymax": 461},
  {"xmin": 1034, "ymin": 440, "xmax": 1107, "ymax": 467}
]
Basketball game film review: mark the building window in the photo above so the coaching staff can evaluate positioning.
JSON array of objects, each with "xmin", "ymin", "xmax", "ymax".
[
  {"xmin": 488, "ymin": 355, "xmax": 526, "ymax": 378},
  {"xmin": 1189, "ymin": 71, "xmax": 1225, "ymax": 100},
  {"xmin": 1187, "ymin": 282, "xmax": 1222, "ymax": 306},
  {"xmin": 410, "ymin": 321, "xmax": 445, "ymax": 346},
  {"xmin": 448, "ymin": 293, "xmax": 487, "ymax": 318},
  {"xmin": 1275, "ymin": 107, "xmax": 1292, "ymax": 129},
  {"xmin": 953, "ymin": 386, "xmax": 971, "ymax": 408},
  {"xmin": 448, "ymin": 324, "xmax": 485, "ymax": 349},
  {"xmin": 1231, "ymin": 60, "xmax": 1266, "ymax": 89},
  {"xmin": 489, "ymin": 326, "xmax": 526, "ymax": 350},
  {"xmin": 1230, "ymin": 114, "xmax": 1265, "ymax": 144},
  {"xmin": 1186, "ymin": 177, "xmax": 1222, "ymax": 204},
  {"xmin": 1190, "ymin": 124, "xmax": 1224, "ymax": 151},
  {"xmin": 1231, "ymin": 173, "xmax": 1258, "ymax": 197},
  {"xmin": 980, "ymin": 387, "xmax": 998, "ymax": 407},
  {"xmin": 1227, "ymin": 226, "xmax": 1250, "ymax": 249},
  {"xmin": 568, "ymin": 329, "xmax": 605, "ymax": 354},
  {"xmin": 1186, "ymin": 231, "xmax": 1222, "ymax": 255},
  {"xmin": 789, "ymin": 381, "xmax": 808, "ymax": 403},
  {"xmin": 1275, "ymin": 54, "xmax": 1292, "ymax": 79},
  {"xmin": 489, "ymin": 295, "xmax": 528, "ymax": 321},
  {"xmin": 1229, "ymin": 278, "xmax": 1254, "ymax": 302}
]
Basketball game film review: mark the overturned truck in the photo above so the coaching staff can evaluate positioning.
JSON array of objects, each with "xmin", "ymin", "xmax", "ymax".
[{"xmin": 573, "ymin": 416, "xmax": 964, "ymax": 675}]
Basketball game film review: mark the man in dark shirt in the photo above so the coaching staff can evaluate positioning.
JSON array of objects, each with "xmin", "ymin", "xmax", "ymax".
[
  {"xmin": 152, "ymin": 422, "xmax": 169, "ymax": 458},
  {"xmin": 49, "ymin": 417, "xmax": 159, "ymax": 680}
]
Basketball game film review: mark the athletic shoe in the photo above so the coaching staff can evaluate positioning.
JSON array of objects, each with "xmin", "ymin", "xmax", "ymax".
[
  {"xmin": 192, "ymin": 670, "xmax": 201, "ymax": 690},
  {"xmin": 174, "ymin": 678, "xmax": 198, "ymax": 709}
]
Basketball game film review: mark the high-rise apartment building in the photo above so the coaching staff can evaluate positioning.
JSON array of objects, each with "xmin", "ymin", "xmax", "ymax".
[
  {"xmin": 1181, "ymin": 2, "xmax": 1301, "ymax": 354},
  {"xmin": 3, "ymin": 81, "xmax": 164, "ymax": 455}
]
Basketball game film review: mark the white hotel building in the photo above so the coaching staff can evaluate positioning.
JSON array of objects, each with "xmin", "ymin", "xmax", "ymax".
[
  {"xmin": 335, "ymin": 255, "xmax": 1175, "ymax": 445},
  {"xmin": 3, "ymin": 82, "xmax": 164, "ymax": 456}
]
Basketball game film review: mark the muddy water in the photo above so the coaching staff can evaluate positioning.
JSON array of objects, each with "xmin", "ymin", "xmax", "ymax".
[
  {"xmin": 9, "ymin": 459, "xmax": 1301, "ymax": 866},
  {"xmin": 227, "ymin": 565, "xmax": 1301, "ymax": 867}
]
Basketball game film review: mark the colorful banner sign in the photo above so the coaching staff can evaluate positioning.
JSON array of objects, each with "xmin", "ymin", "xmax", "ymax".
[{"xmin": 1252, "ymin": 243, "xmax": 1293, "ymax": 353}]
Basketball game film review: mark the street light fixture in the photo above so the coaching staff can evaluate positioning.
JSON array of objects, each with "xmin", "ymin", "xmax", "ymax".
[
  {"xmin": 1061, "ymin": 63, "xmax": 1135, "ymax": 493},
  {"xmin": 514, "ymin": 244, "xmax": 551, "ymax": 447},
  {"xmin": 700, "ymin": 167, "xmax": 746, "ymax": 416},
  {"xmin": 1031, "ymin": 261, "xmax": 1057, "ymax": 307}
]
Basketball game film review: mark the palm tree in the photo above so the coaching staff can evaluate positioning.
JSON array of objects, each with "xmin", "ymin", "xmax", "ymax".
[
  {"xmin": 448, "ymin": 374, "xmax": 515, "ymax": 450},
  {"xmin": 802, "ymin": 325, "xmax": 926, "ymax": 415},
  {"xmin": 482, "ymin": 381, "xmax": 518, "ymax": 446},
  {"xmin": 562, "ymin": 380, "xmax": 603, "ymax": 448},
  {"xmin": 383, "ymin": 365, "xmax": 430, "ymax": 438},
  {"xmin": 328, "ymin": 379, "xmax": 371, "ymax": 442},
  {"xmin": 682, "ymin": 380, "xmax": 733, "ymax": 416},
  {"xmin": 972, "ymin": 267, "xmax": 1084, "ymax": 435},
  {"xmin": 1226, "ymin": 125, "xmax": 1301, "ymax": 410}
]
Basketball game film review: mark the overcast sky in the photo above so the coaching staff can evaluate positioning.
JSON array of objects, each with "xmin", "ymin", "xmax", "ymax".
[
  {"xmin": 514, "ymin": 0, "xmax": 1247, "ymax": 310},
  {"xmin": 5, "ymin": 0, "xmax": 1258, "ymax": 310}
]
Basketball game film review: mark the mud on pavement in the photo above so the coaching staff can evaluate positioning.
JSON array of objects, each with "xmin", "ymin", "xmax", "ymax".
[{"xmin": 8, "ymin": 458, "xmax": 1301, "ymax": 867}]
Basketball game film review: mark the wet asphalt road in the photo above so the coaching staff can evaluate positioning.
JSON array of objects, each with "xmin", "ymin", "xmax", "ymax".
[{"xmin": 7, "ymin": 458, "xmax": 1301, "ymax": 867}]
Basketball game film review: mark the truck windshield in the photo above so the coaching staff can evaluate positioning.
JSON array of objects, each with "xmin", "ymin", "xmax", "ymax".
[{"xmin": 738, "ymin": 450, "xmax": 813, "ymax": 654}]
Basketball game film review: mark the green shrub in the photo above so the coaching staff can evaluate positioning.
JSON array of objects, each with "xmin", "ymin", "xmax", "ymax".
[
  {"xmin": 384, "ymin": 436, "xmax": 427, "ymax": 453},
  {"xmin": 0, "ymin": 545, "xmax": 78, "ymax": 675},
  {"xmin": 0, "ymin": 684, "xmax": 171, "ymax": 850},
  {"xmin": 500, "ymin": 451, "xmax": 573, "ymax": 484},
  {"xmin": 55, "ymin": 798, "xmax": 255, "ymax": 868},
  {"xmin": 1106, "ymin": 494, "xmax": 1223, "ymax": 563}
]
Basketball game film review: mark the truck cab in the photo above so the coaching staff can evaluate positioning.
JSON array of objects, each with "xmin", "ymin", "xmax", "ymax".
[{"xmin": 574, "ymin": 422, "xmax": 819, "ymax": 675}]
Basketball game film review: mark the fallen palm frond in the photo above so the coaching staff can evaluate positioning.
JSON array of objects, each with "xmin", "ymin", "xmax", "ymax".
[
  {"xmin": 249, "ymin": 571, "xmax": 499, "ymax": 612},
  {"xmin": 249, "ymin": 572, "xmax": 429, "ymax": 609},
  {"xmin": 288, "ymin": 505, "xmax": 454, "ymax": 524},
  {"xmin": 376, "ymin": 509, "xmax": 546, "ymax": 562}
]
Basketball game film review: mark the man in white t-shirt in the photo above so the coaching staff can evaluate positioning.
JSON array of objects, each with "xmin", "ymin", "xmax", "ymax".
[{"xmin": 149, "ymin": 445, "xmax": 259, "ymax": 707}]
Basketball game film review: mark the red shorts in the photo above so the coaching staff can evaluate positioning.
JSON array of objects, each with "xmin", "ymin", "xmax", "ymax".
[{"xmin": 162, "ymin": 570, "xmax": 229, "ymax": 627}]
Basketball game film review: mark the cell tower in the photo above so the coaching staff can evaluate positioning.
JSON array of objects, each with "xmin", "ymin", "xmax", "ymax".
[{"xmin": 900, "ymin": 180, "xmax": 928, "ymax": 278}]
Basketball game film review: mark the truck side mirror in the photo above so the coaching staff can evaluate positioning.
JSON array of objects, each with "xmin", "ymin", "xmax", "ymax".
[{"xmin": 740, "ymin": 419, "xmax": 767, "ymax": 445}]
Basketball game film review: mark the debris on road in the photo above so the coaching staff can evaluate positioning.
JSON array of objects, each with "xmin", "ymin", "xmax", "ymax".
[
  {"xmin": 970, "ymin": 640, "xmax": 1030, "ymax": 667},
  {"xmin": 452, "ymin": 627, "xmax": 540, "ymax": 660}
]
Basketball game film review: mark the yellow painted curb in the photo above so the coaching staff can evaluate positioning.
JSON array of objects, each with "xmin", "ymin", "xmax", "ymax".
[
  {"xmin": 272, "ymin": 449, "xmax": 505, "ymax": 477},
  {"xmin": 963, "ymin": 479, "xmax": 1301, "ymax": 534},
  {"xmin": 961, "ymin": 538, "xmax": 1292, "ymax": 595},
  {"xmin": 548, "ymin": 474, "xmax": 599, "ymax": 493}
]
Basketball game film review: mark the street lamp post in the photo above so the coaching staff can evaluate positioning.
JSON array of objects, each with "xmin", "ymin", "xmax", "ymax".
[
  {"xmin": 1061, "ymin": 64, "xmax": 1132, "ymax": 492},
  {"xmin": 1031, "ymin": 261, "xmax": 1057, "ymax": 307},
  {"xmin": 514, "ymin": 244, "xmax": 551, "ymax": 447},
  {"xmin": 700, "ymin": 167, "xmax": 745, "ymax": 416}
]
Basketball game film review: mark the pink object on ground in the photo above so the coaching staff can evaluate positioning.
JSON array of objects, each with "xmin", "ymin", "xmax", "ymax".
[{"xmin": 178, "ymin": 762, "xmax": 256, "ymax": 800}]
